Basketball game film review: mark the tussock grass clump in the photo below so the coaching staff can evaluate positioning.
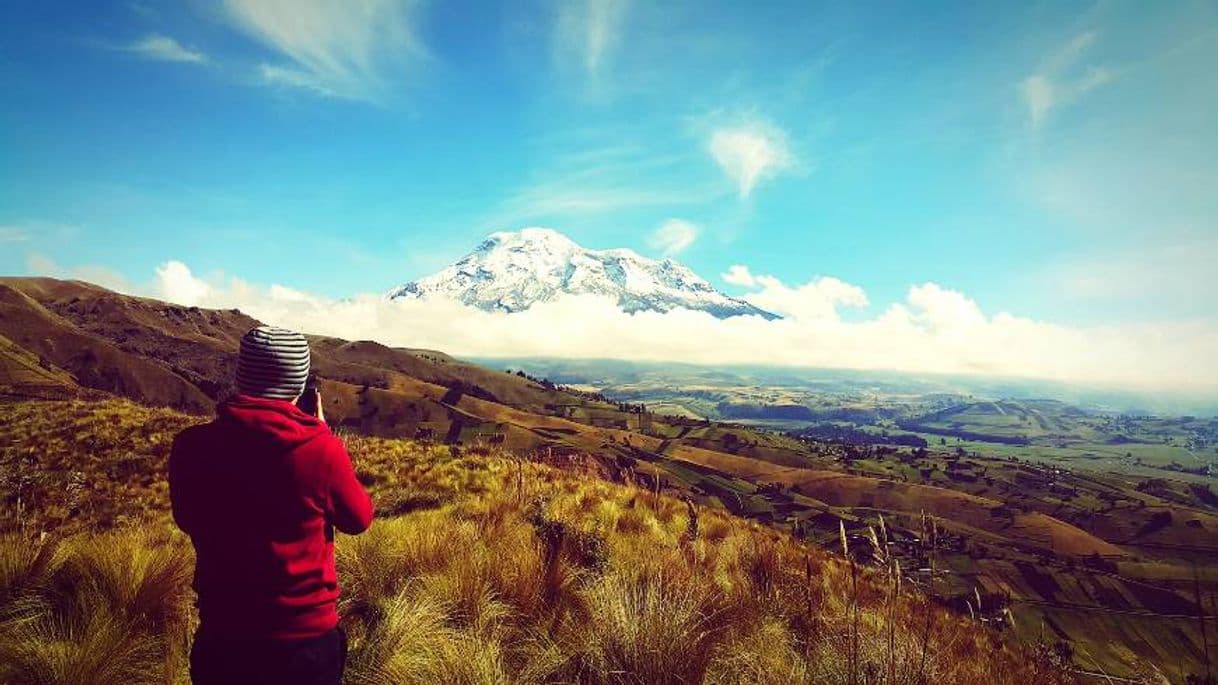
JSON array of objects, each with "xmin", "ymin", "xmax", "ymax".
[
  {"xmin": 572, "ymin": 571, "xmax": 718, "ymax": 683},
  {"xmin": 0, "ymin": 399, "xmax": 1078, "ymax": 684},
  {"xmin": 55, "ymin": 529, "xmax": 193, "ymax": 634},
  {"xmin": 0, "ymin": 533, "xmax": 65, "ymax": 624},
  {"xmin": 0, "ymin": 529, "xmax": 194, "ymax": 685},
  {"xmin": 346, "ymin": 591, "xmax": 512, "ymax": 685},
  {"xmin": 0, "ymin": 605, "xmax": 163, "ymax": 685}
]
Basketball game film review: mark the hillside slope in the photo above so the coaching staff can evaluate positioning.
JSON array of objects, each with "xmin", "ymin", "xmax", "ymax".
[
  {"xmin": 0, "ymin": 398, "xmax": 1073, "ymax": 684},
  {"xmin": 0, "ymin": 277, "xmax": 615, "ymax": 439}
]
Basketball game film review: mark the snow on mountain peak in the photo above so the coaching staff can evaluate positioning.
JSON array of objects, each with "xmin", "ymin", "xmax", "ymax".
[{"xmin": 387, "ymin": 228, "xmax": 779, "ymax": 320}]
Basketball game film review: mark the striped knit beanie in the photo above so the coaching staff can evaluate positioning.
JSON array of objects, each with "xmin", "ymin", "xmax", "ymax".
[{"xmin": 236, "ymin": 326, "xmax": 311, "ymax": 400}]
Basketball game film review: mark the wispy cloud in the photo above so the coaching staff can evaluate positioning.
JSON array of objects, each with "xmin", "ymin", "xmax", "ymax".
[
  {"xmin": 0, "ymin": 220, "xmax": 80, "ymax": 244},
  {"xmin": 258, "ymin": 63, "xmax": 335, "ymax": 97},
  {"xmin": 648, "ymin": 218, "xmax": 698, "ymax": 255},
  {"xmin": 721, "ymin": 264, "xmax": 755, "ymax": 287},
  {"xmin": 499, "ymin": 181, "xmax": 710, "ymax": 219},
  {"xmin": 1047, "ymin": 236, "xmax": 1218, "ymax": 308},
  {"xmin": 486, "ymin": 143, "xmax": 720, "ymax": 228},
  {"xmin": 125, "ymin": 34, "xmax": 209, "ymax": 64},
  {"xmin": 707, "ymin": 119, "xmax": 796, "ymax": 198},
  {"xmin": 0, "ymin": 226, "xmax": 31, "ymax": 243},
  {"xmin": 223, "ymin": 0, "xmax": 426, "ymax": 102},
  {"xmin": 1021, "ymin": 31, "xmax": 1113, "ymax": 128},
  {"xmin": 24, "ymin": 253, "xmax": 133, "ymax": 293},
  {"xmin": 554, "ymin": 0, "xmax": 631, "ymax": 75}
]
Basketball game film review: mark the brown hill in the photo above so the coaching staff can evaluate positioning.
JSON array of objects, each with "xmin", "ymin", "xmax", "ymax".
[
  {"xmin": 0, "ymin": 331, "xmax": 81, "ymax": 399},
  {"xmin": 666, "ymin": 445, "xmax": 1124, "ymax": 557},
  {"xmin": 0, "ymin": 277, "xmax": 606, "ymax": 444},
  {"xmin": 0, "ymin": 279, "xmax": 216, "ymax": 408}
]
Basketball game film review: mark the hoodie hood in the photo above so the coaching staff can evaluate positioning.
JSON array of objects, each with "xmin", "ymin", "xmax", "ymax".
[{"xmin": 218, "ymin": 394, "xmax": 329, "ymax": 451}]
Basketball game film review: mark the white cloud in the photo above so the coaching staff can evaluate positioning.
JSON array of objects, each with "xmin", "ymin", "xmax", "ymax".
[
  {"xmin": 1021, "ymin": 31, "xmax": 1113, "ymax": 128},
  {"xmin": 1020, "ymin": 75, "xmax": 1054, "ymax": 128},
  {"xmin": 905, "ymin": 282, "xmax": 986, "ymax": 331},
  {"xmin": 224, "ymin": 0, "xmax": 426, "ymax": 102},
  {"xmin": 721, "ymin": 264, "xmax": 755, "ymax": 287},
  {"xmin": 708, "ymin": 120, "xmax": 795, "ymax": 198},
  {"xmin": 150, "ymin": 260, "xmax": 1218, "ymax": 394},
  {"xmin": 738, "ymin": 272, "xmax": 869, "ymax": 322},
  {"xmin": 126, "ymin": 34, "xmax": 209, "ymax": 64},
  {"xmin": 555, "ymin": 0, "xmax": 630, "ymax": 75},
  {"xmin": 155, "ymin": 260, "xmax": 211, "ymax": 306},
  {"xmin": 648, "ymin": 219, "xmax": 698, "ymax": 255}
]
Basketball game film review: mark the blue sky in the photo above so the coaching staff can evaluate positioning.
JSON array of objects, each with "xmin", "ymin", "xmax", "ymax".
[{"xmin": 2, "ymin": 0, "xmax": 1216, "ymax": 334}]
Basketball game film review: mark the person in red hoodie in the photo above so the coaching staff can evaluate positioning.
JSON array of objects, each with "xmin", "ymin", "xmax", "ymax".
[{"xmin": 170, "ymin": 325, "xmax": 373, "ymax": 685}]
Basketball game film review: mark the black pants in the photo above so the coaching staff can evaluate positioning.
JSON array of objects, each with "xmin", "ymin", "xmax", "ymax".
[{"xmin": 189, "ymin": 627, "xmax": 347, "ymax": 685}]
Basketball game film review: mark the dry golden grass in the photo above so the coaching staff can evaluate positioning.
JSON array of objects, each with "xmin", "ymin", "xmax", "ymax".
[
  {"xmin": 0, "ymin": 529, "xmax": 194, "ymax": 685},
  {"xmin": 0, "ymin": 399, "xmax": 198, "ymax": 533},
  {"xmin": 0, "ymin": 400, "xmax": 1077, "ymax": 684}
]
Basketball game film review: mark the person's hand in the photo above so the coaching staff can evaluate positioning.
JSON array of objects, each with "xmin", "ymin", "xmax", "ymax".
[{"xmin": 314, "ymin": 391, "xmax": 326, "ymax": 423}]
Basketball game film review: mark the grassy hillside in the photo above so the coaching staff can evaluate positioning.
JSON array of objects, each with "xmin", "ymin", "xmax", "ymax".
[
  {"xmin": 0, "ymin": 398, "xmax": 1077, "ymax": 684},
  {"xmin": 0, "ymin": 333, "xmax": 81, "ymax": 400},
  {"xmin": 648, "ymin": 429, "xmax": 1217, "ymax": 680},
  {"xmin": 1, "ymin": 278, "xmax": 1209, "ymax": 680}
]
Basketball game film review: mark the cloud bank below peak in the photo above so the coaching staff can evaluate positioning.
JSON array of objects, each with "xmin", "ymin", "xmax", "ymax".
[{"xmin": 146, "ymin": 259, "xmax": 1218, "ymax": 396}]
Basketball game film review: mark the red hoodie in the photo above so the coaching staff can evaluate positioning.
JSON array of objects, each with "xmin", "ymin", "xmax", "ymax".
[{"xmin": 169, "ymin": 395, "xmax": 374, "ymax": 639}]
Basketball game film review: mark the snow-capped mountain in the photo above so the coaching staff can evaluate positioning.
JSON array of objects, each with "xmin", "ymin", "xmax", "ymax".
[{"xmin": 387, "ymin": 228, "xmax": 778, "ymax": 320}]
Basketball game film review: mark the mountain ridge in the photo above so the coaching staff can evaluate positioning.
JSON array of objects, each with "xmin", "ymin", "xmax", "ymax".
[{"xmin": 387, "ymin": 227, "xmax": 779, "ymax": 320}]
